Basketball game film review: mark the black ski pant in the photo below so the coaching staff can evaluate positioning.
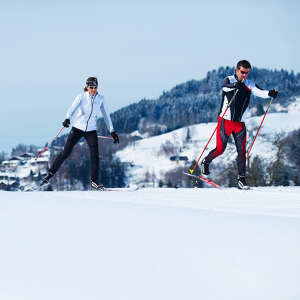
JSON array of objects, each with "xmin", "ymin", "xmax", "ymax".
[
  {"xmin": 49, "ymin": 127, "xmax": 99, "ymax": 183},
  {"xmin": 205, "ymin": 117, "xmax": 247, "ymax": 176}
]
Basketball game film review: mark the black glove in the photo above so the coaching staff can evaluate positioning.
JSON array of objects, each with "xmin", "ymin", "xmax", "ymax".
[
  {"xmin": 268, "ymin": 89, "xmax": 278, "ymax": 99},
  {"xmin": 62, "ymin": 118, "xmax": 70, "ymax": 128},
  {"xmin": 234, "ymin": 81, "xmax": 245, "ymax": 90},
  {"xmin": 111, "ymin": 131, "xmax": 119, "ymax": 144}
]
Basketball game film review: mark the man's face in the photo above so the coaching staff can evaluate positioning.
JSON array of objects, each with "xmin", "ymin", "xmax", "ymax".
[{"xmin": 235, "ymin": 66, "xmax": 250, "ymax": 81}]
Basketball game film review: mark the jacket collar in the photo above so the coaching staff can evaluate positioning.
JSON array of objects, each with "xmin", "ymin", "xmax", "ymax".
[{"xmin": 85, "ymin": 91, "xmax": 98, "ymax": 99}]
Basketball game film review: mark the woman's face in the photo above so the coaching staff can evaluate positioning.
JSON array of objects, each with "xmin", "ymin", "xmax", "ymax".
[{"xmin": 87, "ymin": 86, "xmax": 98, "ymax": 96}]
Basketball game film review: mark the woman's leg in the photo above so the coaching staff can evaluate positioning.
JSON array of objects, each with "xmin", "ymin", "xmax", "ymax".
[
  {"xmin": 49, "ymin": 127, "xmax": 83, "ymax": 174},
  {"xmin": 84, "ymin": 130, "xmax": 99, "ymax": 183}
]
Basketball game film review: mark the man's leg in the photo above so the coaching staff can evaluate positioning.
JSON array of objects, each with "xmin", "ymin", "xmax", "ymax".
[
  {"xmin": 232, "ymin": 123, "xmax": 246, "ymax": 176},
  {"xmin": 202, "ymin": 118, "xmax": 230, "ymax": 174},
  {"xmin": 232, "ymin": 123, "xmax": 249, "ymax": 189}
]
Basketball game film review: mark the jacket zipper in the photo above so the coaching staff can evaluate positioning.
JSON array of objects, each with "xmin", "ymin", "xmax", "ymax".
[{"xmin": 85, "ymin": 94, "xmax": 95, "ymax": 132}]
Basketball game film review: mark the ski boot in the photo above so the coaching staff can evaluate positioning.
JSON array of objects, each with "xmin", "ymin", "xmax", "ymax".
[
  {"xmin": 200, "ymin": 158, "xmax": 210, "ymax": 175},
  {"xmin": 91, "ymin": 181, "xmax": 105, "ymax": 191},
  {"xmin": 237, "ymin": 175, "xmax": 250, "ymax": 190},
  {"xmin": 40, "ymin": 171, "xmax": 54, "ymax": 186}
]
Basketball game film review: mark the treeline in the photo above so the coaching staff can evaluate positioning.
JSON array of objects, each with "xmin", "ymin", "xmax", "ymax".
[{"xmin": 98, "ymin": 67, "xmax": 300, "ymax": 136}]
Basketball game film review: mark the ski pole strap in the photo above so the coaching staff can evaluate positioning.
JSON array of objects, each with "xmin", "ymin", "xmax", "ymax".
[
  {"xmin": 35, "ymin": 126, "xmax": 65, "ymax": 160},
  {"xmin": 246, "ymin": 98, "xmax": 273, "ymax": 159}
]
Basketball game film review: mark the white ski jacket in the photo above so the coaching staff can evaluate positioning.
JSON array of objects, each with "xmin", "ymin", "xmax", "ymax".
[{"xmin": 66, "ymin": 92, "xmax": 114, "ymax": 132}]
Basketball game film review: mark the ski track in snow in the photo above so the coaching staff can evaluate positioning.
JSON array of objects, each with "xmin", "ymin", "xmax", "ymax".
[{"xmin": 1, "ymin": 188, "xmax": 300, "ymax": 300}]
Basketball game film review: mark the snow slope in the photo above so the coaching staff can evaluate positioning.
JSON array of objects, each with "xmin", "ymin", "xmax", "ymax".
[
  {"xmin": 116, "ymin": 98, "xmax": 300, "ymax": 185},
  {"xmin": 1, "ymin": 188, "xmax": 300, "ymax": 300}
]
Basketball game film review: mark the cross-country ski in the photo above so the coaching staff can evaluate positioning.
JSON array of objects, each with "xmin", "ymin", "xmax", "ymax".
[{"xmin": 183, "ymin": 172, "xmax": 223, "ymax": 190}]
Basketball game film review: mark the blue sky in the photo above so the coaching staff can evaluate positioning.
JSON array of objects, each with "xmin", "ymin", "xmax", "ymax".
[{"xmin": 0, "ymin": 0, "xmax": 299, "ymax": 153}]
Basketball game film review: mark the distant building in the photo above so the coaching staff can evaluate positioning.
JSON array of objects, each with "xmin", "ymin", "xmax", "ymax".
[
  {"xmin": 19, "ymin": 153, "xmax": 35, "ymax": 160},
  {"xmin": 0, "ymin": 150, "xmax": 51, "ymax": 191},
  {"xmin": 1, "ymin": 157, "xmax": 22, "ymax": 169}
]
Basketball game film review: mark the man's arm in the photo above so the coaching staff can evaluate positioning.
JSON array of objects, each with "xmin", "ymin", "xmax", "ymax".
[{"xmin": 250, "ymin": 82, "xmax": 270, "ymax": 98}]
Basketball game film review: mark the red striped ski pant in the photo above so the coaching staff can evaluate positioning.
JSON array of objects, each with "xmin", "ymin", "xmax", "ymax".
[{"xmin": 205, "ymin": 117, "xmax": 247, "ymax": 176}]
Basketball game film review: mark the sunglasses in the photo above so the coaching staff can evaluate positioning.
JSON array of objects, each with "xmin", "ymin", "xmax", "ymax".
[
  {"xmin": 239, "ymin": 69, "xmax": 249, "ymax": 75},
  {"xmin": 88, "ymin": 86, "xmax": 98, "ymax": 90}
]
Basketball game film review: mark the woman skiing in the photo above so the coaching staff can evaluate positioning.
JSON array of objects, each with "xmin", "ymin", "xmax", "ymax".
[{"xmin": 41, "ymin": 77, "xmax": 119, "ymax": 190}]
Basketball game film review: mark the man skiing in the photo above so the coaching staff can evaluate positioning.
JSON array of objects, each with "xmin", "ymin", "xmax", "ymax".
[
  {"xmin": 200, "ymin": 60, "xmax": 278, "ymax": 190},
  {"xmin": 41, "ymin": 77, "xmax": 119, "ymax": 190}
]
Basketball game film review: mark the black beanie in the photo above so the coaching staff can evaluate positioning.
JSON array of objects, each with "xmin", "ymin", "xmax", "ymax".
[{"xmin": 86, "ymin": 77, "xmax": 98, "ymax": 87}]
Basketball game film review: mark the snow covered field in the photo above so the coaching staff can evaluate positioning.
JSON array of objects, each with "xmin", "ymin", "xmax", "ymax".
[{"xmin": 1, "ymin": 187, "xmax": 300, "ymax": 300}]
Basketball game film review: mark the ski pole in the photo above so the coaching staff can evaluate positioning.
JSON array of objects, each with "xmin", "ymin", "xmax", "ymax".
[
  {"xmin": 35, "ymin": 126, "xmax": 65, "ymax": 160},
  {"xmin": 246, "ymin": 97, "xmax": 274, "ymax": 160},
  {"xmin": 189, "ymin": 85, "xmax": 241, "ymax": 174},
  {"xmin": 98, "ymin": 135, "xmax": 113, "ymax": 140}
]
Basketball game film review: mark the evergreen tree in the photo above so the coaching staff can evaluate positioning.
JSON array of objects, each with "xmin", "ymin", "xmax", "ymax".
[
  {"xmin": 273, "ymin": 129, "xmax": 300, "ymax": 185},
  {"xmin": 267, "ymin": 135, "xmax": 290, "ymax": 186},
  {"xmin": 226, "ymin": 162, "xmax": 237, "ymax": 187},
  {"xmin": 29, "ymin": 170, "xmax": 35, "ymax": 182},
  {"xmin": 247, "ymin": 156, "xmax": 266, "ymax": 186},
  {"xmin": 186, "ymin": 128, "xmax": 191, "ymax": 143}
]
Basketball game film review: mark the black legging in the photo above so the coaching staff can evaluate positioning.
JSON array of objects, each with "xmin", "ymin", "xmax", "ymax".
[{"xmin": 49, "ymin": 127, "xmax": 99, "ymax": 182}]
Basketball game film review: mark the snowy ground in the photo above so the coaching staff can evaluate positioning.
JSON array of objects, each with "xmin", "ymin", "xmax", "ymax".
[{"xmin": 1, "ymin": 187, "xmax": 300, "ymax": 300}]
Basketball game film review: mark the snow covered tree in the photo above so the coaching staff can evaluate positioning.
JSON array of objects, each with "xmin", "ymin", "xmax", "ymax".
[{"xmin": 185, "ymin": 128, "xmax": 191, "ymax": 143}]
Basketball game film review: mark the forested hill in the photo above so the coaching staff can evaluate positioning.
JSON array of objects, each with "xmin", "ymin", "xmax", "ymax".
[{"xmin": 98, "ymin": 67, "xmax": 300, "ymax": 136}]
